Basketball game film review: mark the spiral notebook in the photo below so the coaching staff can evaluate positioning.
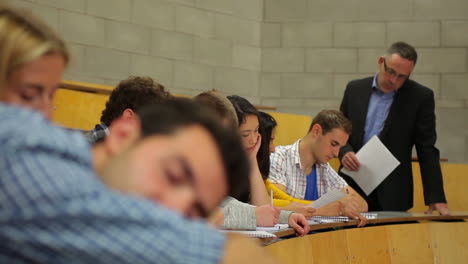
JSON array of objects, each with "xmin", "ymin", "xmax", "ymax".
[
  {"xmin": 310, "ymin": 212, "xmax": 378, "ymax": 223},
  {"xmin": 221, "ymin": 230, "xmax": 277, "ymax": 238}
]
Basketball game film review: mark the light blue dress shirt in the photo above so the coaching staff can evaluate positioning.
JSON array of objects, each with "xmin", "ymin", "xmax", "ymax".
[
  {"xmin": 0, "ymin": 104, "xmax": 224, "ymax": 264},
  {"xmin": 363, "ymin": 74, "xmax": 396, "ymax": 144}
]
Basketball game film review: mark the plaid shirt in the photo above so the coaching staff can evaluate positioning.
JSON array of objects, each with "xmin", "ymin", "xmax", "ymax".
[
  {"xmin": 269, "ymin": 139, "xmax": 347, "ymax": 199},
  {"xmin": 0, "ymin": 104, "xmax": 224, "ymax": 264}
]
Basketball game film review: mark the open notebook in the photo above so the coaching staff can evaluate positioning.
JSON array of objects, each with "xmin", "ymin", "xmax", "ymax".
[
  {"xmin": 310, "ymin": 212, "xmax": 378, "ymax": 223},
  {"xmin": 220, "ymin": 230, "xmax": 277, "ymax": 238}
]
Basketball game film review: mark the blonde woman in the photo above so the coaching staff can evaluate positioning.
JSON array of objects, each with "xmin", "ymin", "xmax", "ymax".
[{"xmin": 0, "ymin": 5, "xmax": 68, "ymax": 118}]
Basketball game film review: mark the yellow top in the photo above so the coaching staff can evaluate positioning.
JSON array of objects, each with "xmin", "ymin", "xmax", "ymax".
[{"xmin": 264, "ymin": 179, "xmax": 312, "ymax": 207}]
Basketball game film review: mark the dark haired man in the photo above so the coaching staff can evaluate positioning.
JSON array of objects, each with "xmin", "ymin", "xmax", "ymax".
[
  {"xmin": 269, "ymin": 110, "xmax": 368, "ymax": 226},
  {"xmin": 0, "ymin": 99, "xmax": 278, "ymax": 263},
  {"xmin": 85, "ymin": 76, "xmax": 171, "ymax": 144},
  {"xmin": 339, "ymin": 41, "xmax": 449, "ymax": 215}
]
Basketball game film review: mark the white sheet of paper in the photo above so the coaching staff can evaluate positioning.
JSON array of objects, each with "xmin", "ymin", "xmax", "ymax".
[
  {"xmin": 308, "ymin": 189, "xmax": 347, "ymax": 209},
  {"xmin": 256, "ymin": 224, "xmax": 289, "ymax": 232},
  {"xmin": 340, "ymin": 135, "xmax": 400, "ymax": 195}
]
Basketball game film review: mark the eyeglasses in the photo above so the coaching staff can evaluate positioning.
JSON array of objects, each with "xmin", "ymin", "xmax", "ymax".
[{"xmin": 383, "ymin": 59, "xmax": 409, "ymax": 80}]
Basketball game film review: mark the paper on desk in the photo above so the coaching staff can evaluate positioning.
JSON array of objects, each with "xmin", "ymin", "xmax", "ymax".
[
  {"xmin": 340, "ymin": 136, "xmax": 400, "ymax": 195},
  {"xmin": 308, "ymin": 189, "xmax": 347, "ymax": 209},
  {"xmin": 256, "ymin": 224, "xmax": 289, "ymax": 232}
]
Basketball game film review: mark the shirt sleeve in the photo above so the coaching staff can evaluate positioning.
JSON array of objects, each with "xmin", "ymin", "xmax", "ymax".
[
  {"xmin": 324, "ymin": 163, "xmax": 348, "ymax": 191},
  {"xmin": 220, "ymin": 197, "xmax": 256, "ymax": 230},
  {"xmin": 0, "ymin": 116, "xmax": 225, "ymax": 264}
]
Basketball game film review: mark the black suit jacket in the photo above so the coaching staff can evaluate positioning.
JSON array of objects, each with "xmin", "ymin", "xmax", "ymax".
[{"xmin": 339, "ymin": 77, "xmax": 447, "ymax": 211}]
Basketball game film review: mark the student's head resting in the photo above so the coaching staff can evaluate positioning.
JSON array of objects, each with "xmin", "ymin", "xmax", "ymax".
[
  {"xmin": 0, "ymin": 5, "xmax": 69, "ymax": 119},
  {"xmin": 98, "ymin": 98, "xmax": 250, "ymax": 218},
  {"xmin": 227, "ymin": 95, "xmax": 260, "ymax": 154},
  {"xmin": 307, "ymin": 109, "xmax": 352, "ymax": 164}
]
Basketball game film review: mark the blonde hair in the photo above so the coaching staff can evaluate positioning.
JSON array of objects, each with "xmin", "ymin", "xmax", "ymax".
[{"xmin": 0, "ymin": 5, "xmax": 69, "ymax": 97}]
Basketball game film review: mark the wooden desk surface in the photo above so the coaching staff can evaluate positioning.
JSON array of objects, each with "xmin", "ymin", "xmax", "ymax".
[
  {"xmin": 264, "ymin": 212, "xmax": 468, "ymax": 264},
  {"xmin": 270, "ymin": 211, "xmax": 468, "ymax": 239}
]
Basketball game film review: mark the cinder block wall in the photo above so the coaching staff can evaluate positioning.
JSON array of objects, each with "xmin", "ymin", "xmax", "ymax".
[
  {"xmin": 7, "ymin": 0, "xmax": 468, "ymax": 163},
  {"xmin": 262, "ymin": 0, "xmax": 468, "ymax": 163},
  {"xmin": 8, "ymin": 0, "xmax": 263, "ymax": 102}
]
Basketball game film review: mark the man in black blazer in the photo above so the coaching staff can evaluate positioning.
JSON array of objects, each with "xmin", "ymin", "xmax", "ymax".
[{"xmin": 339, "ymin": 42, "xmax": 449, "ymax": 215}]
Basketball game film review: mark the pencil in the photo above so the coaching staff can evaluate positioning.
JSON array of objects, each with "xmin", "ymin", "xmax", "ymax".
[{"xmin": 270, "ymin": 189, "xmax": 273, "ymax": 206}]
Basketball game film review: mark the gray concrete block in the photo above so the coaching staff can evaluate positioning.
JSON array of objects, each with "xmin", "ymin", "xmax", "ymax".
[
  {"xmin": 334, "ymin": 74, "xmax": 371, "ymax": 98},
  {"xmin": 170, "ymin": 87, "xmax": 203, "ymax": 97},
  {"xmin": 334, "ymin": 22, "xmax": 386, "ymax": 48},
  {"xmin": 282, "ymin": 22, "xmax": 333, "ymax": 47},
  {"xmin": 215, "ymin": 14, "xmax": 261, "ymax": 46},
  {"xmin": 233, "ymin": 45, "xmax": 261, "ymax": 71},
  {"xmin": 166, "ymin": 0, "xmax": 195, "ymax": 6},
  {"xmin": 262, "ymin": 48, "xmax": 304, "ymax": 72},
  {"xmin": 435, "ymin": 99, "xmax": 465, "ymax": 109},
  {"xmin": 173, "ymin": 61, "xmax": 214, "ymax": 90},
  {"xmin": 260, "ymin": 73, "xmax": 281, "ymax": 97},
  {"xmin": 308, "ymin": 0, "xmax": 358, "ymax": 20},
  {"xmin": 194, "ymin": 37, "xmax": 232, "ymax": 66},
  {"xmin": 84, "ymin": 47, "xmax": 130, "ymax": 79},
  {"xmin": 195, "ymin": 0, "xmax": 233, "ymax": 14},
  {"xmin": 35, "ymin": 0, "xmax": 85, "ymax": 12},
  {"xmin": 355, "ymin": 0, "xmax": 412, "ymax": 20},
  {"xmin": 10, "ymin": 1, "xmax": 60, "ymax": 32},
  {"xmin": 442, "ymin": 21, "xmax": 468, "ymax": 47},
  {"xmin": 441, "ymin": 74, "xmax": 468, "ymax": 99},
  {"xmin": 414, "ymin": 0, "xmax": 468, "ymax": 19},
  {"xmin": 232, "ymin": 0, "xmax": 263, "ymax": 21},
  {"xmin": 151, "ymin": 29, "xmax": 193, "ymax": 61},
  {"xmin": 416, "ymin": 48, "xmax": 466, "ymax": 73},
  {"xmin": 306, "ymin": 49, "xmax": 357, "ymax": 73},
  {"xmin": 387, "ymin": 22, "xmax": 440, "ymax": 47},
  {"xmin": 264, "ymin": 0, "xmax": 307, "ymax": 22},
  {"xmin": 214, "ymin": 67, "xmax": 260, "ymax": 96},
  {"xmin": 281, "ymin": 73, "xmax": 334, "ymax": 98},
  {"xmin": 176, "ymin": 6, "xmax": 215, "ymax": 38},
  {"xmin": 357, "ymin": 48, "xmax": 386, "ymax": 73},
  {"xmin": 437, "ymin": 108, "xmax": 468, "ymax": 136},
  {"xmin": 132, "ymin": 0, "xmax": 175, "ymax": 30},
  {"xmin": 261, "ymin": 97, "xmax": 304, "ymax": 107},
  {"xmin": 66, "ymin": 44, "xmax": 86, "ymax": 74},
  {"xmin": 302, "ymin": 99, "xmax": 342, "ymax": 111},
  {"xmin": 58, "ymin": 11, "xmax": 105, "ymax": 46},
  {"xmin": 87, "ymin": 0, "xmax": 131, "ymax": 21},
  {"xmin": 261, "ymin": 23, "xmax": 281, "ymax": 48},
  {"xmin": 411, "ymin": 74, "xmax": 440, "ymax": 98},
  {"xmin": 106, "ymin": 21, "xmax": 151, "ymax": 54},
  {"xmin": 62, "ymin": 73, "xmax": 110, "ymax": 87},
  {"xmin": 436, "ymin": 132, "xmax": 466, "ymax": 163},
  {"xmin": 130, "ymin": 55, "xmax": 173, "ymax": 87}
]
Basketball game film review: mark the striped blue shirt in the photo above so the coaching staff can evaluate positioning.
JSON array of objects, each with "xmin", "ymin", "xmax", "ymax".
[
  {"xmin": 0, "ymin": 104, "xmax": 225, "ymax": 264},
  {"xmin": 363, "ymin": 74, "xmax": 396, "ymax": 144}
]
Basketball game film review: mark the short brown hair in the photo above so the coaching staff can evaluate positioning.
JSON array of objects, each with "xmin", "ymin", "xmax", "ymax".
[
  {"xmin": 193, "ymin": 90, "xmax": 238, "ymax": 128},
  {"xmin": 309, "ymin": 109, "xmax": 352, "ymax": 135},
  {"xmin": 100, "ymin": 76, "xmax": 171, "ymax": 126}
]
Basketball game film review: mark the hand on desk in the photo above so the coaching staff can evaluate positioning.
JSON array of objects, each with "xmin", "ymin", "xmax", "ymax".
[
  {"xmin": 288, "ymin": 213, "xmax": 310, "ymax": 237},
  {"xmin": 255, "ymin": 204, "xmax": 280, "ymax": 226},
  {"xmin": 425, "ymin": 202, "xmax": 450, "ymax": 216},
  {"xmin": 339, "ymin": 196, "xmax": 368, "ymax": 227}
]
